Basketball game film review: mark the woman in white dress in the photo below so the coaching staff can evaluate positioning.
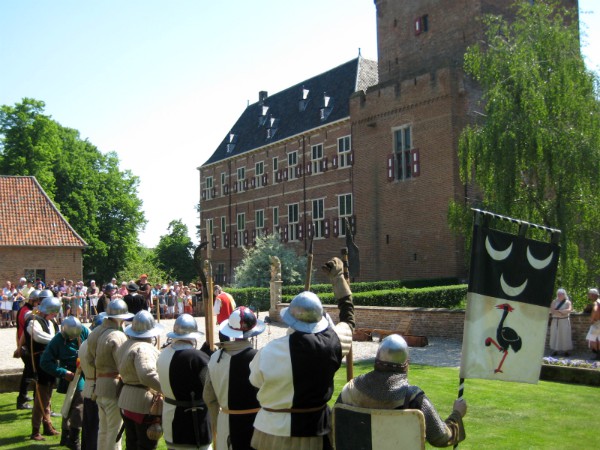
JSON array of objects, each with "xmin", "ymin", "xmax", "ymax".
[{"xmin": 549, "ymin": 288, "xmax": 573, "ymax": 356}]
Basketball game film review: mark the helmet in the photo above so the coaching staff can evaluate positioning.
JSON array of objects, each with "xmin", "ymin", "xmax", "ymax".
[
  {"xmin": 38, "ymin": 296, "xmax": 62, "ymax": 315},
  {"xmin": 219, "ymin": 306, "xmax": 265, "ymax": 339},
  {"xmin": 104, "ymin": 283, "xmax": 116, "ymax": 293},
  {"xmin": 91, "ymin": 312, "xmax": 107, "ymax": 330},
  {"xmin": 167, "ymin": 314, "xmax": 203, "ymax": 341},
  {"xmin": 375, "ymin": 334, "xmax": 409, "ymax": 372},
  {"xmin": 28, "ymin": 289, "xmax": 41, "ymax": 301},
  {"xmin": 281, "ymin": 291, "xmax": 329, "ymax": 334},
  {"xmin": 38, "ymin": 289, "xmax": 55, "ymax": 302},
  {"xmin": 124, "ymin": 310, "xmax": 164, "ymax": 338},
  {"xmin": 105, "ymin": 299, "xmax": 134, "ymax": 320},
  {"xmin": 62, "ymin": 316, "xmax": 83, "ymax": 339}
]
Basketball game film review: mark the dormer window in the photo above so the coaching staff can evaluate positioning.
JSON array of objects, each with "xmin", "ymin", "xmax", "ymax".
[
  {"xmin": 266, "ymin": 116, "xmax": 279, "ymax": 139},
  {"xmin": 320, "ymin": 93, "xmax": 333, "ymax": 121},
  {"xmin": 226, "ymin": 133, "xmax": 238, "ymax": 154},
  {"xmin": 299, "ymin": 87, "xmax": 310, "ymax": 112},
  {"xmin": 258, "ymin": 105, "xmax": 269, "ymax": 126}
]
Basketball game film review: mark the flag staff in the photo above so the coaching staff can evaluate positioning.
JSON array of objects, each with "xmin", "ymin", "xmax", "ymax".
[{"xmin": 471, "ymin": 208, "xmax": 561, "ymax": 242}]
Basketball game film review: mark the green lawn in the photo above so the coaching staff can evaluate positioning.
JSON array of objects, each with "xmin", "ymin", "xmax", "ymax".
[{"xmin": 1, "ymin": 364, "xmax": 598, "ymax": 449}]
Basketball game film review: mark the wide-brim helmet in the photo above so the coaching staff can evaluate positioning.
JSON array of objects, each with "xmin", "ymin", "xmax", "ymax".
[
  {"xmin": 38, "ymin": 296, "xmax": 62, "ymax": 315},
  {"xmin": 105, "ymin": 299, "xmax": 134, "ymax": 320},
  {"xmin": 124, "ymin": 310, "xmax": 164, "ymax": 338},
  {"xmin": 62, "ymin": 316, "xmax": 83, "ymax": 339},
  {"xmin": 167, "ymin": 313, "xmax": 203, "ymax": 341},
  {"xmin": 28, "ymin": 289, "xmax": 41, "ymax": 301},
  {"xmin": 281, "ymin": 291, "xmax": 329, "ymax": 334},
  {"xmin": 219, "ymin": 306, "xmax": 265, "ymax": 339}
]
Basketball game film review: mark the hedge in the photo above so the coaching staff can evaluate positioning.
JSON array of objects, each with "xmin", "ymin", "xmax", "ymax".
[{"xmin": 226, "ymin": 284, "xmax": 467, "ymax": 311}]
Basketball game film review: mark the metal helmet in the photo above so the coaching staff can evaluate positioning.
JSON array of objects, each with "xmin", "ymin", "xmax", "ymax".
[
  {"xmin": 167, "ymin": 313, "xmax": 203, "ymax": 341},
  {"xmin": 38, "ymin": 289, "xmax": 55, "ymax": 302},
  {"xmin": 375, "ymin": 334, "xmax": 409, "ymax": 372},
  {"xmin": 219, "ymin": 306, "xmax": 265, "ymax": 339},
  {"xmin": 91, "ymin": 312, "xmax": 107, "ymax": 330},
  {"xmin": 105, "ymin": 299, "xmax": 134, "ymax": 320},
  {"xmin": 281, "ymin": 291, "xmax": 329, "ymax": 334},
  {"xmin": 124, "ymin": 310, "xmax": 164, "ymax": 338},
  {"xmin": 28, "ymin": 289, "xmax": 41, "ymax": 302},
  {"xmin": 38, "ymin": 296, "xmax": 62, "ymax": 315},
  {"xmin": 62, "ymin": 316, "xmax": 83, "ymax": 339}
]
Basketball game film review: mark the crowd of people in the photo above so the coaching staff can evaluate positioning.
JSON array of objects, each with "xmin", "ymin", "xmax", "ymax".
[{"xmin": 11, "ymin": 259, "xmax": 468, "ymax": 449}]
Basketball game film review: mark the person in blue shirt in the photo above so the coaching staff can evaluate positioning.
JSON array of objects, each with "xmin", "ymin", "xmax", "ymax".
[{"xmin": 41, "ymin": 316, "xmax": 89, "ymax": 450}]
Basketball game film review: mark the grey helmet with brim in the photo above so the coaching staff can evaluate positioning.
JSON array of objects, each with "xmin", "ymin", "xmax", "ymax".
[
  {"xmin": 62, "ymin": 316, "xmax": 83, "ymax": 339},
  {"xmin": 375, "ymin": 334, "xmax": 409, "ymax": 372},
  {"xmin": 38, "ymin": 295, "xmax": 62, "ymax": 315},
  {"xmin": 105, "ymin": 299, "xmax": 134, "ymax": 320},
  {"xmin": 28, "ymin": 289, "xmax": 41, "ymax": 302},
  {"xmin": 220, "ymin": 306, "xmax": 265, "ymax": 339},
  {"xmin": 280, "ymin": 291, "xmax": 329, "ymax": 334},
  {"xmin": 167, "ymin": 313, "xmax": 203, "ymax": 341},
  {"xmin": 124, "ymin": 310, "xmax": 164, "ymax": 338}
]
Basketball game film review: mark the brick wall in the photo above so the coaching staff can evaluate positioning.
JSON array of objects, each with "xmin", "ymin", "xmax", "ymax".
[
  {"xmin": 0, "ymin": 247, "xmax": 84, "ymax": 283},
  {"xmin": 275, "ymin": 304, "xmax": 594, "ymax": 353}
]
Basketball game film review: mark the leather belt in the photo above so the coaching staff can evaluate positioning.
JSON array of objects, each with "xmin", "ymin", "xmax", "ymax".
[
  {"xmin": 165, "ymin": 397, "xmax": 204, "ymax": 408},
  {"xmin": 263, "ymin": 404, "xmax": 326, "ymax": 413},
  {"xmin": 220, "ymin": 407, "xmax": 260, "ymax": 415},
  {"xmin": 97, "ymin": 372, "xmax": 119, "ymax": 378}
]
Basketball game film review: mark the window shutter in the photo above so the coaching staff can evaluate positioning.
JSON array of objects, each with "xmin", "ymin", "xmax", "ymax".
[
  {"xmin": 252, "ymin": 229, "xmax": 256, "ymax": 245},
  {"xmin": 224, "ymin": 233, "xmax": 229, "ymax": 248},
  {"xmin": 324, "ymin": 218, "xmax": 330, "ymax": 238},
  {"xmin": 323, "ymin": 157, "xmax": 329, "ymax": 171},
  {"xmin": 263, "ymin": 174, "xmax": 268, "ymax": 185},
  {"xmin": 243, "ymin": 179, "xmax": 248, "ymax": 190},
  {"xmin": 284, "ymin": 169, "xmax": 288, "ymax": 181},
  {"xmin": 211, "ymin": 234, "xmax": 217, "ymax": 249},
  {"xmin": 233, "ymin": 182, "xmax": 238, "ymax": 193},
  {"xmin": 332, "ymin": 155, "xmax": 338, "ymax": 169},
  {"xmin": 414, "ymin": 17, "xmax": 423, "ymax": 35},
  {"xmin": 201, "ymin": 190, "xmax": 206, "ymax": 200},
  {"xmin": 283, "ymin": 224, "xmax": 288, "ymax": 242},
  {"xmin": 251, "ymin": 177, "xmax": 256, "ymax": 188},
  {"xmin": 234, "ymin": 232, "xmax": 238, "ymax": 247},
  {"xmin": 349, "ymin": 151, "xmax": 354, "ymax": 166},
  {"xmin": 333, "ymin": 217, "xmax": 339, "ymax": 237},
  {"xmin": 387, "ymin": 154, "xmax": 395, "ymax": 181},
  {"xmin": 244, "ymin": 230, "xmax": 249, "ymax": 246},
  {"xmin": 411, "ymin": 149, "xmax": 420, "ymax": 177},
  {"xmin": 224, "ymin": 184, "xmax": 229, "ymax": 195},
  {"xmin": 212, "ymin": 188, "xmax": 216, "ymax": 197},
  {"xmin": 308, "ymin": 223, "xmax": 314, "ymax": 239},
  {"xmin": 306, "ymin": 162, "xmax": 312, "ymax": 175},
  {"xmin": 350, "ymin": 215, "xmax": 357, "ymax": 234},
  {"xmin": 264, "ymin": 227, "xmax": 269, "ymax": 236}
]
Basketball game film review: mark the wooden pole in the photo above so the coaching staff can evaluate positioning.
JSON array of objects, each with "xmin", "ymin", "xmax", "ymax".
[
  {"xmin": 204, "ymin": 225, "xmax": 215, "ymax": 351},
  {"xmin": 341, "ymin": 247, "xmax": 354, "ymax": 381}
]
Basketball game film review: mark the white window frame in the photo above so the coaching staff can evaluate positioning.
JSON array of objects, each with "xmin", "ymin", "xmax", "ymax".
[
  {"xmin": 311, "ymin": 144, "xmax": 323, "ymax": 174},
  {"xmin": 221, "ymin": 216, "xmax": 227, "ymax": 248},
  {"xmin": 205, "ymin": 176, "xmax": 213, "ymax": 200},
  {"xmin": 288, "ymin": 151, "xmax": 298, "ymax": 180},
  {"xmin": 312, "ymin": 198, "xmax": 325, "ymax": 238},
  {"xmin": 273, "ymin": 206, "xmax": 279, "ymax": 228},
  {"xmin": 255, "ymin": 161, "xmax": 264, "ymax": 187},
  {"xmin": 207, "ymin": 218, "xmax": 214, "ymax": 236},
  {"xmin": 288, "ymin": 203, "xmax": 299, "ymax": 241},
  {"xmin": 255, "ymin": 209, "xmax": 264, "ymax": 233},
  {"xmin": 338, "ymin": 136, "xmax": 351, "ymax": 168},
  {"xmin": 338, "ymin": 193, "xmax": 353, "ymax": 237},
  {"xmin": 273, "ymin": 156, "xmax": 279, "ymax": 175},
  {"xmin": 237, "ymin": 167, "xmax": 246, "ymax": 191},
  {"xmin": 220, "ymin": 172, "xmax": 226, "ymax": 196},
  {"xmin": 393, "ymin": 126, "xmax": 412, "ymax": 181},
  {"xmin": 237, "ymin": 213, "xmax": 245, "ymax": 247}
]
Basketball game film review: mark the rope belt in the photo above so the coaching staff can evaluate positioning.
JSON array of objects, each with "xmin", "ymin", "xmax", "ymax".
[
  {"xmin": 97, "ymin": 372, "xmax": 120, "ymax": 378},
  {"xmin": 263, "ymin": 404, "xmax": 326, "ymax": 414},
  {"xmin": 220, "ymin": 407, "xmax": 260, "ymax": 415},
  {"xmin": 165, "ymin": 397, "xmax": 204, "ymax": 408}
]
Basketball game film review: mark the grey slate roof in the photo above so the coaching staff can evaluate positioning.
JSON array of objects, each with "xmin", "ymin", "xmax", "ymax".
[{"xmin": 202, "ymin": 56, "xmax": 378, "ymax": 166}]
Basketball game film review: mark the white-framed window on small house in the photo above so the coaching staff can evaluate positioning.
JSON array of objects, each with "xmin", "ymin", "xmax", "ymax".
[
  {"xmin": 312, "ymin": 198, "xmax": 325, "ymax": 238},
  {"xmin": 311, "ymin": 144, "xmax": 323, "ymax": 174},
  {"xmin": 237, "ymin": 167, "xmax": 246, "ymax": 192},
  {"xmin": 338, "ymin": 136, "xmax": 352, "ymax": 168},
  {"xmin": 255, "ymin": 161, "xmax": 264, "ymax": 187},
  {"xmin": 288, "ymin": 203, "xmax": 299, "ymax": 241},
  {"xmin": 338, "ymin": 193, "xmax": 353, "ymax": 237},
  {"xmin": 288, "ymin": 151, "xmax": 298, "ymax": 180}
]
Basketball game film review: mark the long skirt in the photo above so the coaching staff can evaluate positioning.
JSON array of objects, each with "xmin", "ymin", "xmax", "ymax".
[{"xmin": 549, "ymin": 317, "xmax": 573, "ymax": 351}]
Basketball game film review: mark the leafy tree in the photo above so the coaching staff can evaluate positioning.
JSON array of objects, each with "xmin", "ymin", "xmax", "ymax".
[
  {"xmin": 233, "ymin": 233, "xmax": 308, "ymax": 288},
  {"xmin": 452, "ymin": 1, "xmax": 600, "ymax": 308},
  {"xmin": 116, "ymin": 247, "xmax": 169, "ymax": 286},
  {"xmin": 155, "ymin": 219, "xmax": 196, "ymax": 283},
  {"xmin": 0, "ymin": 98, "xmax": 146, "ymax": 282}
]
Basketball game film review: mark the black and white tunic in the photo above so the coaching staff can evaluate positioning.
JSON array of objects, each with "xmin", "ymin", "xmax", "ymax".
[{"xmin": 157, "ymin": 341, "xmax": 212, "ymax": 450}]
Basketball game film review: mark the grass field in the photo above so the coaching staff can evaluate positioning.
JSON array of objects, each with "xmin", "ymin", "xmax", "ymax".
[{"xmin": 1, "ymin": 362, "xmax": 598, "ymax": 449}]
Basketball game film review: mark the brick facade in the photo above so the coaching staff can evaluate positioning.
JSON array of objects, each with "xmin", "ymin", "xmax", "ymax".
[{"xmin": 0, "ymin": 247, "xmax": 84, "ymax": 285}]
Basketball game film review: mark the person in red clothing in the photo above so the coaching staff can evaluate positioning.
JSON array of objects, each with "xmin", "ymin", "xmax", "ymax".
[
  {"xmin": 213, "ymin": 285, "xmax": 235, "ymax": 342},
  {"xmin": 14, "ymin": 288, "xmax": 41, "ymax": 410}
]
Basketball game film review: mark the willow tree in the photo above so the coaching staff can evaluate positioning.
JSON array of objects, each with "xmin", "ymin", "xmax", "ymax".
[{"xmin": 453, "ymin": 1, "xmax": 600, "ymax": 305}]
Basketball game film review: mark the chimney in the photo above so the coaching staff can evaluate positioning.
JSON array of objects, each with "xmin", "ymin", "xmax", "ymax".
[{"xmin": 259, "ymin": 91, "xmax": 268, "ymax": 104}]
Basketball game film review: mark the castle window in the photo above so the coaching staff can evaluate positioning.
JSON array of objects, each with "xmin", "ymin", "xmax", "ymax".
[
  {"xmin": 237, "ymin": 213, "xmax": 246, "ymax": 247},
  {"xmin": 255, "ymin": 161, "xmax": 264, "ymax": 187},
  {"xmin": 221, "ymin": 172, "xmax": 226, "ymax": 196},
  {"xmin": 338, "ymin": 136, "xmax": 352, "ymax": 168},
  {"xmin": 205, "ymin": 176, "xmax": 213, "ymax": 200},
  {"xmin": 288, "ymin": 203, "xmax": 299, "ymax": 242},
  {"xmin": 273, "ymin": 206, "xmax": 279, "ymax": 227},
  {"xmin": 311, "ymin": 144, "xmax": 323, "ymax": 174},
  {"xmin": 414, "ymin": 14, "xmax": 429, "ymax": 35},
  {"xmin": 388, "ymin": 126, "xmax": 420, "ymax": 181},
  {"xmin": 288, "ymin": 151, "xmax": 298, "ymax": 180},
  {"xmin": 338, "ymin": 194, "xmax": 353, "ymax": 237},
  {"xmin": 237, "ymin": 167, "xmax": 246, "ymax": 192},
  {"xmin": 221, "ymin": 216, "xmax": 227, "ymax": 249},
  {"xmin": 312, "ymin": 198, "xmax": 325, "ymax": 238}
]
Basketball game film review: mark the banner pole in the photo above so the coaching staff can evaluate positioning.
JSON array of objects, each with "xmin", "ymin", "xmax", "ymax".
[{"xmin": 453, "ymin": 377, "xmax": 465, "ymax": 449}]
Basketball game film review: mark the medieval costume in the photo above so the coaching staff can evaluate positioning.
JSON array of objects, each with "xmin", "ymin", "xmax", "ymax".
[
  {"xmin": 85, "ymin": 299, "xmax": 133, "ymax": 450},
  {"xmin": 337, "ymin": 334, "xmax": 466, "ymax": 448},
  {"xmin": 158, "ymin": 314, "xmax": 212, "ymax": 449},
  {"xmin": 249, "ymin": 257, "xmax": 354, "ymax": 450},
  {"xmin": 549, "ymin": 289, "xmax": 573, "ymax": 355},
  {"xmin": 117, "ymin": 310, "xmax": 163, "ymax": 450},
  {"xmin": 203, "ymin": 307, "xmax": 265, "ymax": 450}
]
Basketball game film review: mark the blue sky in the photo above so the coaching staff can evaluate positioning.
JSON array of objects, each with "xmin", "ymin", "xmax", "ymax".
[{"xmin": 1, "ymin": 1, "xmax": 598, "ymax": 247}]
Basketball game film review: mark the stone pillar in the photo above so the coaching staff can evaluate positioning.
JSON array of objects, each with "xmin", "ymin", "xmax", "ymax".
[{"xmin": 269, "ymin": 280, "xmax": 282, "ymax": 321}]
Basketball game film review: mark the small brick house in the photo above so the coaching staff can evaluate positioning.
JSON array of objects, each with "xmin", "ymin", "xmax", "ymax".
[{"xmin": 0, "ymin": 176, "xmax": 87, "ymax": 284}]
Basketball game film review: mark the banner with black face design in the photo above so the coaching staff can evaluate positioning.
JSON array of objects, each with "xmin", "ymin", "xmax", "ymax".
[{"xmin": 460, "ymin": 224, "xmax": 559, "ymax": 383}]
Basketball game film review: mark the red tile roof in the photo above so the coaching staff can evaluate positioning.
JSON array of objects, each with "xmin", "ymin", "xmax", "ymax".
[{"xmin": 0, "ymin": 176, "xmax": 87, "ymax": 248}]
